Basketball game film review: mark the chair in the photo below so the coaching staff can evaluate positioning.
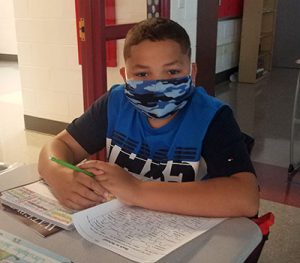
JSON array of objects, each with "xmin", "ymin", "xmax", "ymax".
[
  {"xmin": 288, "ymin": 59, "xmax": 300, "ymax": 180},
  {"xmin": 242, "ymin": 133, "xmax": 275, "ymax": 263}
]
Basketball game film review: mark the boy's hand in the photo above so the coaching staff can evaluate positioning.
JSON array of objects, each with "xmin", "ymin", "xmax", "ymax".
[
  {"xmin": 78, "ymin": 161, "xmax": 141, "ymax": 206},
  {"xmin": 48, "ymin": 170, "xmax": 108, "ymax": 210}
]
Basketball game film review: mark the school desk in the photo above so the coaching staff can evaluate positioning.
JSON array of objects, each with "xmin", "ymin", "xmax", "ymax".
[{"xmin": 0, "ymin": 164, "xmax": 262, "ymax": 263}]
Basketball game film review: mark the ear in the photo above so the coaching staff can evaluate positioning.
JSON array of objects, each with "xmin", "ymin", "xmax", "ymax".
[
  {"xmin": 119, "ymin": 67, "xmax": 126, "ymax": 82},
  {"xmin": 191, "ymin": 63, "xmax": 197, "ymax": 84}
]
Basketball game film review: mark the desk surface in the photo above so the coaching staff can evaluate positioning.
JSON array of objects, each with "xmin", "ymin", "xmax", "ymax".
[{"xmin": 0, "ymin": 164, "xmax": 262, "ymax": 263}]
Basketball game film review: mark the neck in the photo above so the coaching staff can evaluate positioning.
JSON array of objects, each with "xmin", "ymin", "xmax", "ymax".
[{"xmin": 147, "ymin": 114, "xmax": 176, "ymax": 128}]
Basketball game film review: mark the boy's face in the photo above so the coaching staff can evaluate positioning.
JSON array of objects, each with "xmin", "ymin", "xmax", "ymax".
[{"xmin": 120, "ymin": 40, "xmax": 196, "ymax": 82}]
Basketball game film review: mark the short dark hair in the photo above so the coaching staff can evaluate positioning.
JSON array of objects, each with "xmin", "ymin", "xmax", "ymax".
[{"xmin": 123, "ymin": 18, "xmax": 191, "ymax": 60}]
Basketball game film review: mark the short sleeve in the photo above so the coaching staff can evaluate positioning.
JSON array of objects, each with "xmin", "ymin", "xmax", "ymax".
[
  {"xmin": 202, "ymin": 105, "xmax": 255, "ymax": 178},
  {"xmin": 66, "ymin": 92, "xmax": 109, "ymax": 154}
]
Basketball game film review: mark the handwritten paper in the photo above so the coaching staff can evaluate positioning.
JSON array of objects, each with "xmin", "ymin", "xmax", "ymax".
[{"xmin": 73, "ymin": 199, "xmax": 225, "ymax": 263}]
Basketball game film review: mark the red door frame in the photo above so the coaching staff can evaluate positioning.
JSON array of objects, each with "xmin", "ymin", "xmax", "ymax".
[
  {"xmin": 77, "ymin": 0, "xmax": 170, "ymax": 110},
  {"xmin": 76, "ymin": 0, "xmax": 170, "ymax": 159}
]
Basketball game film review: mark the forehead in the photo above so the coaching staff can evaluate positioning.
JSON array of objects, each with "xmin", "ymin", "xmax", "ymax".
[{"xmin": 125, "ymin": 40, "xmax": 190, "ymax": 67}]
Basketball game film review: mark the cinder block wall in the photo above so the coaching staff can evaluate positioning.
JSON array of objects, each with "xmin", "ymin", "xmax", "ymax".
[{"xmin": 14, "ymin": 0, "xmax": 83, "ymax": 123}]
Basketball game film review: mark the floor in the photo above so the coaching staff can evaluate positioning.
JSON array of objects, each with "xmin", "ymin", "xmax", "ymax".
[
  {"xmin": 0, "ymin": 61, "xmax": 300, "ymax": 262},
  {"xmin": 216, "ymin": 69, "xmax": 300, "ymax": 208}
]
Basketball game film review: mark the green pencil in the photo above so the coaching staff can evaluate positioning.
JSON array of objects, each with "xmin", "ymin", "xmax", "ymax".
[{"xmin": 49, "ymin": 156, "xmax": 95, "ymax": 177}]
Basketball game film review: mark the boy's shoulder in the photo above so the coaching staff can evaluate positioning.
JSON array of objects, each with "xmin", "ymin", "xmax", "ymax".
[
  {"xmin": 107, "ymin": 84, "xmax": 126, "ymax": 100},
  {"xmin": 192, "ymin": 87, "xmax": 224, "ymax": 109},
  {"xmin": 110, "ymin": 84, "xmax": 125, "ymax": 92},
  {"xmin": 107, "ymin": 84, "xmax": 127, "ymax": 106}
]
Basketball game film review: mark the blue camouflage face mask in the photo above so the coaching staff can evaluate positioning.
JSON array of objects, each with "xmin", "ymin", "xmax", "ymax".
[{"xmin": 124, "ymin": 75, "xmax": 195, "ymax": 119}]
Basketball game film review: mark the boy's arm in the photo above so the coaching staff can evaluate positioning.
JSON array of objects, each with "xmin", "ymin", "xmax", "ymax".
[
  {"xmin": 38, "ymin": 130, "xmax": 107, "ymax": 210},
  {"xmin": 38, "ymin": 93, "xmax": 109, "ymax": 210},
  {"xmin": 79, "ymin": 161, "xmax": 258, "ymax": 217},
  {"xmin": 131, "ymin": 171, "xmax": 259, "ymax": 217}
]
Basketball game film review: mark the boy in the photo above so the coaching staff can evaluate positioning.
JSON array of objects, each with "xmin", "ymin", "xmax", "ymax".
[{"xmin": 38, "ymin": 18, "xmax": 259, "ymax": 217}]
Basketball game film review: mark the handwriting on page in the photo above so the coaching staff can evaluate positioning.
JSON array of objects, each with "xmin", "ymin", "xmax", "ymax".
[{"xmin": 73, "ymin": 200, "xmax": 225, "ymax": 263}]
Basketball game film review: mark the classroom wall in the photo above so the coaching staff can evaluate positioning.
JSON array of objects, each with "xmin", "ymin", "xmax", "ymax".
[
  {"xmin": 216, "ymin": 19, "xmax": 241, "ymax": 73},
  {"xmin": 170, "ymin": 0, "xmax": 198, "ymax": 63},
  {"xmin": 0, "ymin": 0, "xmax": 18, "ymax": 55},
  {"xmin": 14, "ymin": 0, "xmax": 83, "ymax": 123}
]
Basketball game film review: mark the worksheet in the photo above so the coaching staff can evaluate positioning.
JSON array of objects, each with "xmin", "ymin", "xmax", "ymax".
[{"xmin": 73, "ymin": 199, "xmax": 225, "ymax": 263}]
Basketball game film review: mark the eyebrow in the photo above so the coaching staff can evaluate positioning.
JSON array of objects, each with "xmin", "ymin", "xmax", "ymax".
[
  {"xmin": 163, "ymin": 60, "xmax": 182, "ymax": 67},
  {"xmin": 133, "ymin": 60, "xmax": 182, "ymax": 70},
  {"xmin": 133, "ymin": 64, "xmax": 149, "ymax": 69}
]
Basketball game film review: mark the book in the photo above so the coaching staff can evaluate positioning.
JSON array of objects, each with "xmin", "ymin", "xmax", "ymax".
[
  {"xmin": 0, "ymin": 181, "xmax": 74, "ymax": 230},
  {"xmin": 0, "ymin": 229, "xmax": 72, "ymax": 262},
  {"xmin": 1, "ymin": 204, "xmax": 62, "ymax": 237}
]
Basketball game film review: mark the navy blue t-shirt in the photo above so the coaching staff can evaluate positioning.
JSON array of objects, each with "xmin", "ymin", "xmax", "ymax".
[{"xmin": 67, "ymin": 86, "xmax": 255, "ymax": 181}]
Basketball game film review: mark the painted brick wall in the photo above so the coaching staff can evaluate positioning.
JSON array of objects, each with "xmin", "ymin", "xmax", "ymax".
[
  {"xmin": 14, "ymin": 0, "xmax": 83, "ymax": 123},
  {"xmin": 0, "ymin": 0, "xmax": 18, "ymax": 54},
  {"xmin": 171, "ymin": 0, "xmax": 198, "ymax": 63},
  {"xmin": 216, "ymin": 19, "xmax": 241, "ymax": 73}
]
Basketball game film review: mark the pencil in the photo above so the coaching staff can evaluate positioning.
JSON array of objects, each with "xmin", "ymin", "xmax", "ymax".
[{"xmin": 49, "ymin": 156, "xmax": 95, "ymax": 177}]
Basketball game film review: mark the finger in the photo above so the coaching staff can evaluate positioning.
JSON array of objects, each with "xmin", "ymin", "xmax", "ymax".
[
  {"xmin": 84, "ymin": 167, "xmax": 105, "ymax": 177},
  {"xmin": 93, "ymin": 173, "xmax": 109, "ymax": 183},
  {"xmin": 79, "ymin": 160, "xmax": 110, "ymax": 173},
  {"xmin": 75, "ymin": 172, "xmax": 106, "ymax": 195},
  {"xmin": 64, "ymin": 198, "xmax": 97, "ymax": 210},
  {"xmin": 68, "ymin": 191, "xmax": 103, "ymax": 209},
  {"xmin": 56, "ymin": 194, "xmax": 95, "ymax": 211},
  {"xmin": 62, "ymin": 199, "xmax": 84, "ymax": 210},
  {"xmin": 72, "ymin": 182, "xmax": 105, "ymax": 203},
  {"xmin": 75, "ymin": 171, "xmax": 112, "ymax": 200}
]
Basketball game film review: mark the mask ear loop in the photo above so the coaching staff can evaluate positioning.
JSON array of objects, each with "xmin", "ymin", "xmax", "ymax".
[
  {"xmin": 190, "ymin": 62, "xmax": 197, "ymax": 85},
  {"xmin": 124, "ymin": 69, "xmax": 129, "ymax": 84}
]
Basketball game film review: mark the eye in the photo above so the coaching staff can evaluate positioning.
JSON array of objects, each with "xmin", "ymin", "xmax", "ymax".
[
  {"xmin": 168, "ymin": 69, "xmax": 180, "ymax": 75},
  {"xmin": 135, "ymin": 72, "xmax": 148, "ymax": 78}
]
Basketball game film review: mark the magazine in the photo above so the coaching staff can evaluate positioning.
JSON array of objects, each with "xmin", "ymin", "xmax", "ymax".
[
  {"xmin": 0, "ymin": 181, "xmax": 74, "ymax": 230},
  {"xmin": 1, "ymin": 204, "xmax": 62, "ymax": 237},
  {"xmin": 0, "ymin": 229, "xmax": 72, "ymax": 262}
]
